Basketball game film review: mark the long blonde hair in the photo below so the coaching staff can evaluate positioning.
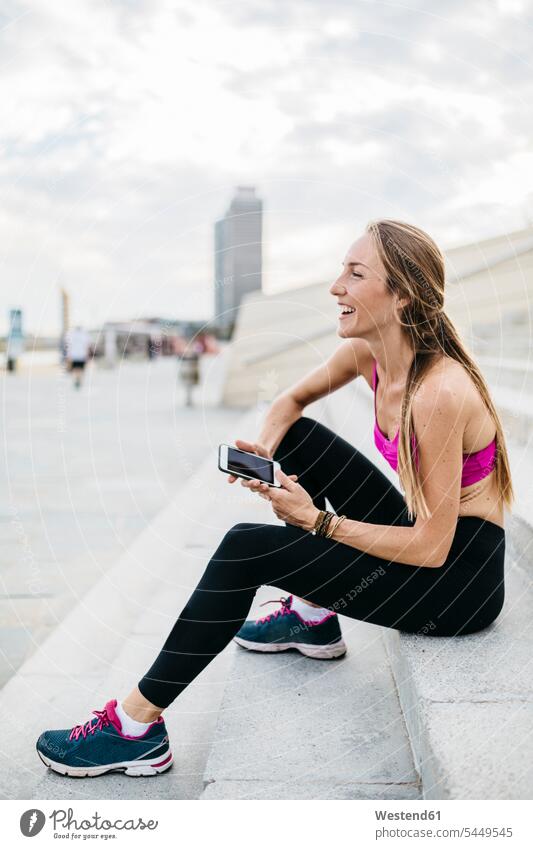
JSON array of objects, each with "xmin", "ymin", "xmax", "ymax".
[{"xmin": 366, "ymin": 218, "xmax": 514, "ymax": 521}]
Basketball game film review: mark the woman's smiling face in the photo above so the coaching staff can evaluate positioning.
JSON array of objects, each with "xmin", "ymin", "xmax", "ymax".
[{"xmin": 329, "ymin": 232, "xmax": 396, "ymax": 339}]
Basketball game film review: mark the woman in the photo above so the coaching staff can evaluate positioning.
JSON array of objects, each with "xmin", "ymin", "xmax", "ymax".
[{"xmin": 36, "ymin": 219, "xmax": 514, "ymax": 778}]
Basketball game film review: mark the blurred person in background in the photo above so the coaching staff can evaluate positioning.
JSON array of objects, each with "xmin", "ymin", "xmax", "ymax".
[{"xmin": 65, "ymin": 325, "xmax": 91, "ymax": 389}]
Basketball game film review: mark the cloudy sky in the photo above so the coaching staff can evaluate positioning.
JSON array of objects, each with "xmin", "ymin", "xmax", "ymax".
[{"xmin": 1, "ymin": 0, "xmax": 532, "ymax": 335}]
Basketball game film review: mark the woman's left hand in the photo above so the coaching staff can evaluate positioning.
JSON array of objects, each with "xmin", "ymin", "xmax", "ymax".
[{"xmin": 241, "ymin": 470, "xmax": 318, "ymax": 531}]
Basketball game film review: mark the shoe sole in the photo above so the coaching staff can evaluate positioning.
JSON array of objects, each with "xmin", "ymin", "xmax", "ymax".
[
  {"xmin": 36, "ymin": 748, "xmax": 173, "ymax": 778},
  {"xmin": 233, "ymin": 635, "xmax": 347, "ymax": 659}
]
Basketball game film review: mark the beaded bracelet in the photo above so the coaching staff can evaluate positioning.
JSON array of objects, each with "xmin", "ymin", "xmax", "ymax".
[
  {"xmin": 318, "ymin": 511, "xmax": 335, "ymax": 537},
  {"xmin": 312, "ymin": 510, "xmax": 326, "ymax": 535},
  {"xmin": 313, "ymin": 509, "xmax": 334, "ymax": 537},
  {"xmin": 323, "ymin": 514, "xmax": 337, "ymax": 538},
  {"xmin": 315, "ymin": 510, "xmax": 332, "ymax": 536}
]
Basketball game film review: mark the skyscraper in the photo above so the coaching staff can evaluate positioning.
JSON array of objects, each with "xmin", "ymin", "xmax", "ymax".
[{"xmin": 214, "ymin": 186, "xmax": 263, "ymax": 337}]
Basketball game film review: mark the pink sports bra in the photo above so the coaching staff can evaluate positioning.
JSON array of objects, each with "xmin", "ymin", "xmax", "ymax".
[{"xmin": 372, "ymin": 360, "xmax": 497, "ymax": 487}]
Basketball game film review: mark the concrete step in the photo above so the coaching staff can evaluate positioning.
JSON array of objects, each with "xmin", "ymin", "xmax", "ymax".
[
  {"xmin": 201, "ymin": 607, "xmax": 421, "ymax": 800},
  {"xmin": 383, "ymin": 558, "xmax": 533, "ymax": 799}
]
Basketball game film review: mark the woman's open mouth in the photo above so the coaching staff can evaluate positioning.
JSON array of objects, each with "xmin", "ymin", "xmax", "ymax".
[{"xmin": 338, "ymin": 304, "xmax": 356, "ymax": 319}]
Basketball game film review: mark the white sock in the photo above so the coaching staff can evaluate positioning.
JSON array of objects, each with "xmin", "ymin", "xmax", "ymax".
[
  {"xmin": 290, "ymin": 596, "xmax": 332, "ymax": 623},
  {"xmin": 115, "ymin": 700, "xmax": 154, "ymax": 737}
]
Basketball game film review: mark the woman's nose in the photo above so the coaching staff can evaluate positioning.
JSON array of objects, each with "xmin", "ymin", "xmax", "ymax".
[{"xmin": 329, "ymin": 277, "xmax": 346, "ymax": 296}]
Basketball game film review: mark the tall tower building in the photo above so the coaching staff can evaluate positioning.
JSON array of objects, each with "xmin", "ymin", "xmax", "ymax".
[{"xmin": 214, "ymin": 186, "xmax": 263, "ymax": 337}]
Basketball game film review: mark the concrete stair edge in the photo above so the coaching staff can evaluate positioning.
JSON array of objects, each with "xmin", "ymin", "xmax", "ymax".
[{"xmin": 382, "ymin": 555, "xmax": 533, "ymax": 800}]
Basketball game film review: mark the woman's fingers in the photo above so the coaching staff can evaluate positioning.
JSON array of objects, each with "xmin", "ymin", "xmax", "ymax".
[
  {"xmin": 240, "ymin": 478, "xmax": 271, "ymax": 495},
  {"xmin": 234, "ymin": 438, "xmax": 272, "ymax": 459},
  {"xmin": 232, "ymin": 472, "xmax": 295, "ymax": 487},
  {"xmin": 241, "ymin": 475, "xmax": 298, "ymax": 492},
  {"xmin": 240, "ymin": 478, "xmax": 257, "ymax": 490},
  {"xmin": 234, "ymin": 439, "xmax": 256, "ymax": 452}
]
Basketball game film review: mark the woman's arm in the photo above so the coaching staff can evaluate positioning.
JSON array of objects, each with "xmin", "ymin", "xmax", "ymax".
[
  {"xmin": 317, "ymin": 517, "xmax": 448, "ymax": 568},
  {"xmin": 255, "ymin": 394, "xmax": 304, "ymax": 457},
  {"xmin": 264, "ymin": 369, "xmax": 465, "ymax": 569},
  {"xmin": 228, "ymin": 340, "xmax": 370, "ymax": 483},
  {"xmin": 257, "ymin": 338, "xmax": 373, "ymax": 455},
  {"xmin": 323, "ymin": 374, "xmax": 466, "ymax": 567}
]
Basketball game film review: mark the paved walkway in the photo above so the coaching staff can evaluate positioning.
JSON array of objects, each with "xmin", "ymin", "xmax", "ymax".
[{"xmin": 0, "ymin": 355, "xmax": 239, "ymax": 688}]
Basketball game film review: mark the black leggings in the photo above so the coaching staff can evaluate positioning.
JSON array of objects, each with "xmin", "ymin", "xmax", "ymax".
[{"xmin": 138, "ymin": 416, "xmax": 506, "ymax": 709}]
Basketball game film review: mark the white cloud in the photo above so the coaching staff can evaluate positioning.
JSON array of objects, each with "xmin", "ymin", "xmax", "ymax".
[{"xmin": 0, "ymin": 0, "xmax": 532, "ymax": 334}]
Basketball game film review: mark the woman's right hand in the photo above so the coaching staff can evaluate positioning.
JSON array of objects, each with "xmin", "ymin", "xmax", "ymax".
[{"xmin": 226, "ymin": 439, "xmax": 273, "ymax": 484}]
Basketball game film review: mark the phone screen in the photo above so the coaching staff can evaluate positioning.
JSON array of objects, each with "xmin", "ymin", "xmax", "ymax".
[{"xmin": 227, "ymin": 447, "xmax": 274, "ymax": 483}]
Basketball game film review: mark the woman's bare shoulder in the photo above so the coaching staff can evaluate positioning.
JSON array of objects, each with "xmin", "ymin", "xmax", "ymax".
[
  {"xmin": 415, "ymin": 355, "xmax": 497, "ymax": 453},
  {"xmin": 415, "ymin": 356, "xmax": 477, "ymax": 414}
]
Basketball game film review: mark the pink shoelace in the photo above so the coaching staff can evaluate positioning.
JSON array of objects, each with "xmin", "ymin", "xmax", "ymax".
[
  {"xmin": 69, "ymin": 706, "xmax": 111, "ymax": 741},
  {"xmin": 256, "ymin": 596, "xmax": 292, "ymax": 625}
]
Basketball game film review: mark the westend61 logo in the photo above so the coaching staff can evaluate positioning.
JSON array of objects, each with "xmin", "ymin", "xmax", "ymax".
[{"xmin": 19, "ymin": 807, "xmax": 159, "ymax": 838}]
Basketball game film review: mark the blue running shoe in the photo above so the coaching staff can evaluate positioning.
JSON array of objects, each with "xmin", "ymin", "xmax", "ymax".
[
  {"xmin": 36, "ymin": 699, "xmax": 173, "ymax": 778},
  {"xmin": 234, "ymin": 595, "xmax": 346, "ymax": 659}
]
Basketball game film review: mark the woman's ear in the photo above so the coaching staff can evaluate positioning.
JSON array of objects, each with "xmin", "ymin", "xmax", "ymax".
[{"xmin": 395, "ymin": 294, "xmax": 411, "ymax": 312}]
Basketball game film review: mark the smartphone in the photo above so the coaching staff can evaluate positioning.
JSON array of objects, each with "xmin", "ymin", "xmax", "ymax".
[{"xmin": 218, "ymin": 444, "xmax": 282, "ymax": 487}]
